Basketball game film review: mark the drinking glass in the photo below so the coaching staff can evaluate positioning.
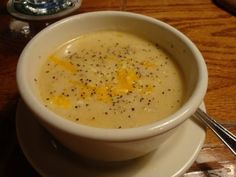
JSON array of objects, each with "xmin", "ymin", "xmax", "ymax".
[{"xmin": 7, "ymin": 0, "xmax": 82, "ymax": 20}]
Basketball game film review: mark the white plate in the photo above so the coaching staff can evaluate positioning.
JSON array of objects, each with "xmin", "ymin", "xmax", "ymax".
[{"xmin": 16, "ymin": 101, "xmax": 206, "ymax": 177}]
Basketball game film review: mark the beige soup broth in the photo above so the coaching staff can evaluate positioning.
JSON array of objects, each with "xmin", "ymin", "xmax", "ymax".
[{"xmin": 36, "ymin": 30, "xmax": 184, "ymax": 129}]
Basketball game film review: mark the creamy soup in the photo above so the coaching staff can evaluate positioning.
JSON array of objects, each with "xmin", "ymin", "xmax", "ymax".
[{"xmin": 36, "ymin": 30, "xmax": 184, "ymax": 129}]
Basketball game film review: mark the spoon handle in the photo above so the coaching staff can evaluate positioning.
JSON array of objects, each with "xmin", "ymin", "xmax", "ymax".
[{"xmin": 194, "ymin": 108, "xmax": 236, "ymax": 156}]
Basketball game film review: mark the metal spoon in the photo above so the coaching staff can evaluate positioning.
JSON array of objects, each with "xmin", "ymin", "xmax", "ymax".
[{"xmin": 194, "ymin": 108, "xmax": 236, "ymax": 156}]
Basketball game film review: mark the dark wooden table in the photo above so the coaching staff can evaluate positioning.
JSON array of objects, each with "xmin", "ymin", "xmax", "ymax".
[{"xmin": 0, "ymin": 0, "xmax": 236, "ymax": 176}]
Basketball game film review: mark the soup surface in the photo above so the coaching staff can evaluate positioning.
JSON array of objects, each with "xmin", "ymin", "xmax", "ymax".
[{"xmin": 37, "ymin": 30, "xmax": 184, "ymax": 128}]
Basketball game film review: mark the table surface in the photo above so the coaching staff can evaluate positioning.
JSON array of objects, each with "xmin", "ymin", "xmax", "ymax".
[{"xmin": 0, "ymin": 0, "xmax": 236, "ymax": 176}]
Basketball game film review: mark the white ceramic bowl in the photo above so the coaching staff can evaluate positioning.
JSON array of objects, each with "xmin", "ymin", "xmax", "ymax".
[{"xmin": 17, "ymin": 11, "xmax": 208, "ymax": 161}]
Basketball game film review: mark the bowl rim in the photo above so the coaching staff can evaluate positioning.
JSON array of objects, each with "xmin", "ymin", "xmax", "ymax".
[{"xmin": 17, "ymin": 11, "xmax": 208, "ymax": 141}]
